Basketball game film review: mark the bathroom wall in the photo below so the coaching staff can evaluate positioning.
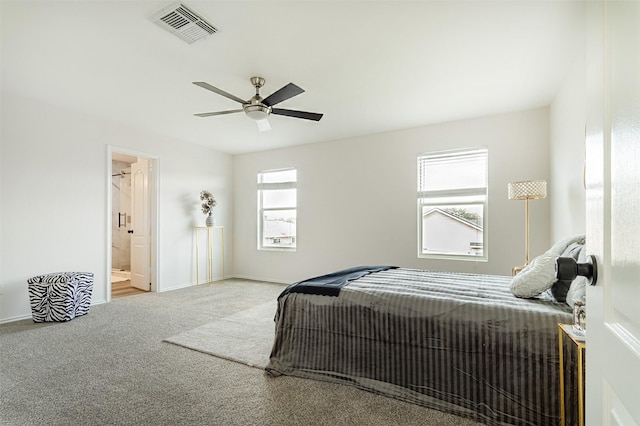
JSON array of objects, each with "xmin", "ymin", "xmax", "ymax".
[{"xmin": 111, "ymin": 160, "xmax": 132, "ymax": 270}]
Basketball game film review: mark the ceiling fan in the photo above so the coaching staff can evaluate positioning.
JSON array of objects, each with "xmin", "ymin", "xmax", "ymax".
[{"xmin": 193, "ymin": 76, "xmax": 323, "ymax": 132}]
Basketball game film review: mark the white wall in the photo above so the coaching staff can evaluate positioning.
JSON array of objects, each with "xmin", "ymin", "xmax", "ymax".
[
  {"xmin": 233, "ymin": 108, "xmax": 551, "ymax": 283},
  {"xmin": 0, "ymin": 92, "xmax": 232, "ymax": 322},
  {"xmin": 550, "ymin": 57, "xmax": 587, "ymax": 241}
]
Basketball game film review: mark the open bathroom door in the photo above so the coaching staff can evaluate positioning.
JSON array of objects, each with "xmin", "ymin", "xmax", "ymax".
[{"xmin": 130, "ymin": 158, "xmax": 151, "ymax": 292}]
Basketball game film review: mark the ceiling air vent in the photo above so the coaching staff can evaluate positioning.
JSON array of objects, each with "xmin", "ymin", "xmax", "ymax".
[{"xmin": 151, "ymin": 2, "xmax": 217, "ymax": 44}]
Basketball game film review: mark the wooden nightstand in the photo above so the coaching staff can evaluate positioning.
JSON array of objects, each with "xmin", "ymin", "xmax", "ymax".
[{"xmin": 558, "ymin": 323, "xmax": 586, "ymax": 426}]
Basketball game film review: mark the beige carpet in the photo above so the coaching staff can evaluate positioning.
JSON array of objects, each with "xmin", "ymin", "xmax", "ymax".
[
  {"xmin": 2, "ymin": 279, "xmax": 481, "ymax": 425},
  {"xmin": 164, "ymin": 300, "xmax": 277, "ymax": 369}
]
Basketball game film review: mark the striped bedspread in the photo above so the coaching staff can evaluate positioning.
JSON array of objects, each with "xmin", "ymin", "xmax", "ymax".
[{"xmin": 266, "ymin": 268, "xmax": 576, "ymax": 426}]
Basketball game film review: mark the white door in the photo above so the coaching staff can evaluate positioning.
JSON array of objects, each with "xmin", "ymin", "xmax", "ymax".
[
  {"xmin": 586, "ymin": 1, "xmax": 640, "ymax": 424},
  {"xmin": 130, "ymin": 158, "xmax": 151, "ymax": 292}
]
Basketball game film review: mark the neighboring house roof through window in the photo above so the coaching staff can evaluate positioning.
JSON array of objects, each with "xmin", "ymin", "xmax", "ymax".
[{"xmin": 423, "ymin": 208, "xmax": 483, "ymax": 231}]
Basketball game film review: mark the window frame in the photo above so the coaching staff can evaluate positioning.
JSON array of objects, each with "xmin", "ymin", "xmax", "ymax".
[
  {"xmin": 417, "ymin": 147, "xmax": 488, "ymax": 261},
  {"xmin": 257, "ymin": 167, "xmax": 297, "ymax": 251}
]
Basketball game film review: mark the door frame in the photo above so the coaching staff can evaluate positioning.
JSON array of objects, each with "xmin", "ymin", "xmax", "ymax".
[{"xmin": 106, "ymin": 145, "xmax": 160, "ymax": 302}]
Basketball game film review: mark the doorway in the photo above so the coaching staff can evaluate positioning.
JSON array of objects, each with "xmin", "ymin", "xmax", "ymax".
[{"xmin": 108, "ymin": 148, "xmax": 159, "ymax": 301}]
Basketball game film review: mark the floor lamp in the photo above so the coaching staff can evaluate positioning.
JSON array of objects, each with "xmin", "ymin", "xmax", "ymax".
[{"xmin": 508, "ymin": 180, "xmax": 547, "ymax": 275}]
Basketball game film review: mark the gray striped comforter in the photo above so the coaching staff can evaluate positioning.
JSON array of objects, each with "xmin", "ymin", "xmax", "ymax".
[{"xmin": 266, "ymin": 268, "xmax": 576, "ymax": 425}]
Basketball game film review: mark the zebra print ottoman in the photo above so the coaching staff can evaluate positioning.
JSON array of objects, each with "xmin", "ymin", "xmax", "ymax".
[{"xmin": 27, "ymin": 272, "xmax": 94, "ymax": 322}]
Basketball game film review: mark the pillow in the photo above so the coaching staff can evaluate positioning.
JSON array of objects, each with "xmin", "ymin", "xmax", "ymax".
[
  {"xmin": 565, "ymin": 277, "xmax": 587, "ymax": 307},
  {"xmin": 560, "ymin": 241, "xmax": 584, "ymax": 260},
  {"xmin": 510, "ymin": 235, "xmax": 586, "ymax": 300},
  {"xmin": 565, "ymin": 247, "xmax": 589, "ymax": 307},
  {"xmin": 549, "ymin": 235, "xmax": 585, "ymax": 255},
  {"xmin": 510, "ymin": 252, "xmax": 558, "ymax": 298}
]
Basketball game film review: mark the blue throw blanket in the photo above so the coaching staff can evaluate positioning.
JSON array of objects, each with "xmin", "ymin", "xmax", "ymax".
[{"xmin": 278, "ymin": 265, "xmax": 398, "ymax": 298}]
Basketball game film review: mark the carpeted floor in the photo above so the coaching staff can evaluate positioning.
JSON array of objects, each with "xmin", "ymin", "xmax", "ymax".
[{"xmin": 0, "ymin": 279, "xmax": 483, "ymax": 426}]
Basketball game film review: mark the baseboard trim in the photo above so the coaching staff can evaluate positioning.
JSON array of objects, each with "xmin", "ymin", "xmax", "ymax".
[
  {"xmin": 1, "ymin": 299, "xmax": 107, "ymax": 324},
  {"xmin": 159, "ymin": 281, "xmax": 201, "ymax": 292},
  {"xmin": 0, "ymin": 313, "xmax": 33, "ymax": 324},
  {"xmin": 230, "ymin": 274, "xmax": 290, "ymax": 285}
]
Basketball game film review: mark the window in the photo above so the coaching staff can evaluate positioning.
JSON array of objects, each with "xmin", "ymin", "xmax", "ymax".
[
  {"xmin": 417, "ymin": 147, "xmax": 488, "ymax": 260},
  {"xmin": 258, "ymin": 168, "xmax": 297, "ymax": 250}
]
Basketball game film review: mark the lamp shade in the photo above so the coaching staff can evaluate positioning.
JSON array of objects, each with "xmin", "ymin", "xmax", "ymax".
[{"xmin": 508, "ymin": 180, "xmax": 547, "ymax": 200}]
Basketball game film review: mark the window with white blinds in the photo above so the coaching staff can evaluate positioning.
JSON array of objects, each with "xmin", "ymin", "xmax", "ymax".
[
  {"xmin": 258, "ymin": 168, "xmax": 297, "ymax": 250},
  {"xmin": 417, "ymin": 147, "xmax": 488, "ymax": 260}
]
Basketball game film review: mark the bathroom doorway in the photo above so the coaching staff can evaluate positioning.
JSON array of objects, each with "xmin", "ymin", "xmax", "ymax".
[{"xmin": 109, "ymin": 148, "xmax": 159, "ymax": 301}]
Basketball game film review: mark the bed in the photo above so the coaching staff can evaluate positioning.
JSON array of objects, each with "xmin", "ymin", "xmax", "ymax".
[{"xmin": 266, "ymin": 238, "xmax": 586, "ymax": 425}]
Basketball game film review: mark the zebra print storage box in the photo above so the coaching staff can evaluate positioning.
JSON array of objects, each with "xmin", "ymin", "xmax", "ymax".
[{"xmin": 27, "ymin": 272, "xmax": 94, "ymax": 322}]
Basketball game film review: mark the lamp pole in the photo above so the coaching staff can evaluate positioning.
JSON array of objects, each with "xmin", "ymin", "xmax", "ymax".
[{"xmin": 525, "ymin": 197, "xmax": 530, "ymax": 265}]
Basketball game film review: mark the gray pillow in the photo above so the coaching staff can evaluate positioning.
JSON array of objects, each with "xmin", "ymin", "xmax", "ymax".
[
  {"xmin": 510, "ymin": 252, "xmax": 558, "ymax": 298},
  {"xmin": 566, "ymin": 277, "xmax": 587, "ymax": 307},
  {"xmin": 565, "ymin": 247, "xmax": 588, "ymax": 307},
  {"xmin": 510, "ymin": 235, "xmax": 586, "ymax": 300},
  {"xmin": 550, "ymin": 235, "xmax": 585, "ymax": 255}
]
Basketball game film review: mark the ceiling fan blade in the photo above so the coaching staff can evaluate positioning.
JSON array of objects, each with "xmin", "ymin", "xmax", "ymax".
[
  {"xmin": 262, "ymin": 83, "xmax": 304, "ymax": 107},
  {"xmin": 256, "ymin": 119, "xmax": 271, "ymax": 132},
  {"xmin": 193, "ymin": 82, "xmax": 246, "ymax": 104},
  {"xmin": 272, "ymin": 108, "xmax": 323, "ymax": 122},
  {"xmin": 194, "ymin": 109, "xmax": 243, "ymax": 117}
]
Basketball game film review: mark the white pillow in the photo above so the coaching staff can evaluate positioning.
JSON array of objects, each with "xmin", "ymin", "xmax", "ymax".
[
  {"xmin": 549, "ymin": 235, "xmax": 585, "ymax": 255},
  {"xmin": 565, "ymin": 276, "xmax": 587, "ymax": 306},
  {"xmin": 510, "ymin": 252, "xmax": 558, "ymax": 298}
]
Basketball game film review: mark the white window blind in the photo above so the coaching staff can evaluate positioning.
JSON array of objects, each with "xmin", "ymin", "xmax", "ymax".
[{"xmin": 417, "ymin": 147, "xmax": 488, "ymax": 260}]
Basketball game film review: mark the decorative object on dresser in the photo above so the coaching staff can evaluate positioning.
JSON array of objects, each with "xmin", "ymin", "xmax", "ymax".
[
  {"xmin": 199, "ymin": 190, "xmax": 217, "ymax": 227},
  {"xmin": 508, "ymin": 179, "xmax": 547, "ymax": 275}
]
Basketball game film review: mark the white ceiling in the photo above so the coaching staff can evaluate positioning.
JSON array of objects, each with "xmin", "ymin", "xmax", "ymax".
[{"xmin": 1, "ymin": 1, "xmax": 585, "ymax": 155}]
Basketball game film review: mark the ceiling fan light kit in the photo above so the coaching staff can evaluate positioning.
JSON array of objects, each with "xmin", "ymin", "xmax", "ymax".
[
  {"xmin": 193, "ymin": 76, "xmax": 323, "ymax": 131},
  {"xmin": 244, "ymin": 104, "xmax": 271, "ymax": 121}
]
